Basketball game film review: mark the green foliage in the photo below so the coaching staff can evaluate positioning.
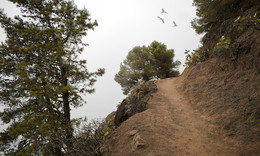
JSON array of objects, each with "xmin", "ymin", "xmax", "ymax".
[
  {"xmin": 217, "ymin": 35, "xmax": 232, "ymax": 46},
  {"xmin": 187, "ymin": 2, "xmax": 260, "ymax": 66},
  {"xmin": 127, "ymin": 81, "xmax": 150, "ymax": 100},
  {"xmin": 184, "ymin": 49, "xmax": 209, "ymax": 67},
  {"xmin": 102, "ymin": 113, "xmax": 116, "ymax": 140},
  {"xmin": 0, "ymin": 0, "xmax": 104, "ymax": 155},
  {"xmin": 214, "ymin": 10, "xmax": 260, "ymax": 61},
  {"xmin": 115, "ymin": 41, "xmax": 180, "ymax": 95},
  {"xmin": 216, "ymin": 34, "xmax": 239, "ymax": 60},
  {"xmin": 72, "ymin": 118, "xmax": 105, "ymax": 156},
  {"xmin": 149, "ymin": 41, "xmax": 181, "ymax": 79},
  {"xmin": 192, "ymin": 0, "xmax": 259, "ymax": 34},
  {"xmin": 72, "ymin": 115, "xmax": 116, "ymax": 156},
  {"xmin": 184, "ymin": 50, "xmax": 193, "ymax": 67},
  {"xmin": 251, "ymin": 12, "xmax": 260, "ymax": 27}
]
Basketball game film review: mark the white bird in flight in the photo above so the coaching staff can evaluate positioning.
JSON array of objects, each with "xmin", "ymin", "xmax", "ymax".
[
  {"xmin": 157, "ymin": 16, "xmax": 165, "ymax": 23},
  {"xmin": 161, "ymin": 8, "xmax": 168, "ymax": 14}
]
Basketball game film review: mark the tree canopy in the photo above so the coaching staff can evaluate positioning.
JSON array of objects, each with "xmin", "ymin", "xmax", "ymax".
[
  {"xmin": 0, "ymin": 0, "xmax": 104, "ymax": 155},
  {"xmin": 115, "ymin": 41, "xmax": 180, "ymax": 95},
  {"xmin": 191, "ymin": 0, "xmax": 259, "ymax": 34}
]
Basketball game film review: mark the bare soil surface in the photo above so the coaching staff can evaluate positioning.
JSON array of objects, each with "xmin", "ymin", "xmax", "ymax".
[
  {"xmin": 101, "ymin": 77, "xmax": 241, "ymax": 156},
  {"xmin": 144, "ymin": 78, "xmax": 238, "ymax": 155}
]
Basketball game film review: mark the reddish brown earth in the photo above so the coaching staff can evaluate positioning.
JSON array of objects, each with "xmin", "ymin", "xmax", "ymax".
[
  {"xmin": 101, "ymin": 71, "xmax": 259, "ymax": 155},
  {"xmin": 101, "ymin": 77, "xmax": 246, "ymax": 156}
]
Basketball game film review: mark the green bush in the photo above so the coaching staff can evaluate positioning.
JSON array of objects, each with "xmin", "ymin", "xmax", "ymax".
[
  {"xmin": 71, "ymin": 114, "xmax": 116, "ymax": 156},
  {"xmin": 115, "ymin": 41, "xmax": 180, "ymax": 95},
  {"xmin": 184, "ymin": 49, "xmax": 209, "ymax": 67}
]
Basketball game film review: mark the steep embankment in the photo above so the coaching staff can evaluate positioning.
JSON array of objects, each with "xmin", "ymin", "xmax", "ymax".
[{"xmin": 179, "ymin": 35, "xmax": 260, "ymax": 155}]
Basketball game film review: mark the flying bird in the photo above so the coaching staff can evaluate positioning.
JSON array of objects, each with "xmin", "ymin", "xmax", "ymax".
[
  {"xmin": 161, "ymin": 8, "xmax": 168, "ymax": 14},
  {"xmin": 172, "ymin": 21, "xmax": 178, "ymax": 27},
  {"xmin": 157, "ymin": 16, "xmax": 165, "ymax": 23}
]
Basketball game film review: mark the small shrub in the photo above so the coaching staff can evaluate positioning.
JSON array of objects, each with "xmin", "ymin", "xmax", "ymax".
[
  {"xmin": 71, "ymin": 115, "xmax": 116, "ymax": 156},
  {"xmin": 184, "ymin": 49, "xmax": 209, "ymax": 67}
]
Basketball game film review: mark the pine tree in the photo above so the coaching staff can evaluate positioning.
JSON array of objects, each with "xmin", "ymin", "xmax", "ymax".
[
  {"xmin": 149, "ymin": 41, "xmax": 180, "ymax": 79},
  {"xmin": 115, "ymin": 41, "xmax": 180, "ymax": 95},
  {"xmin": 0, "ymin": 0, "xmax": 104, "ymax": 155}
]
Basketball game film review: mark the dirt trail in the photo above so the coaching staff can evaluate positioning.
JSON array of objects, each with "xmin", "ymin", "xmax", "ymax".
[
  {"xmin": 140, "ymin": 77, "xmax": 237, "ymax": 155},
  {"xmin": 102, "ymin": 77, "xmax": 239, "ymax": 156}
]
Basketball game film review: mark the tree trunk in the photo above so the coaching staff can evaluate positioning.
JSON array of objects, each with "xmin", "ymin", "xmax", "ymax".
[{"xmin": 61, "ymin": 65, "xmax": 73, "ymax": 152}]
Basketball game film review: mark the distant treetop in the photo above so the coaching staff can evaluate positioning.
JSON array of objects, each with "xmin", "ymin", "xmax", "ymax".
[{"xmin": 115, "ymin": 41, "xmax": 180, "ymax": 95}]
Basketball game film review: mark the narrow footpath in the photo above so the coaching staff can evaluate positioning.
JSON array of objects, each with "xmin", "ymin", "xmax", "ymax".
[
  {"xmin": 144, "ymin": 78, "xmax": 237, "ymax": 155},
  {"xmin": 102, "ymin": 77, "xmax": 239, "ymax": 156}
]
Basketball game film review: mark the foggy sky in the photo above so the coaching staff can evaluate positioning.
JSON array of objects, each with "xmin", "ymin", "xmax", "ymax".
[{"xmin": 0, "ymin": 0, "xmax": 202, "ymax": 122}]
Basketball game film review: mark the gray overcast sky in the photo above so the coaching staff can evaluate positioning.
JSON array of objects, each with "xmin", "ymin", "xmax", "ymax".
[{"xmin": 0, "ymin": 0, "xmax": 202, "ymax": 121}]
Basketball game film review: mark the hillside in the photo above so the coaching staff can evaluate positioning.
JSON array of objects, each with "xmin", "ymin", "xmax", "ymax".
[
  {"xmin": 101, "ymin": 7, "xmax": 260, "ymax": 156},
  {"xmin": 102, "ymin": 78, "xmax": 238, "ymax": 155},
  {"xmin": 101, "ymin": 72, "xmax": 259, "ymax": 155}
]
